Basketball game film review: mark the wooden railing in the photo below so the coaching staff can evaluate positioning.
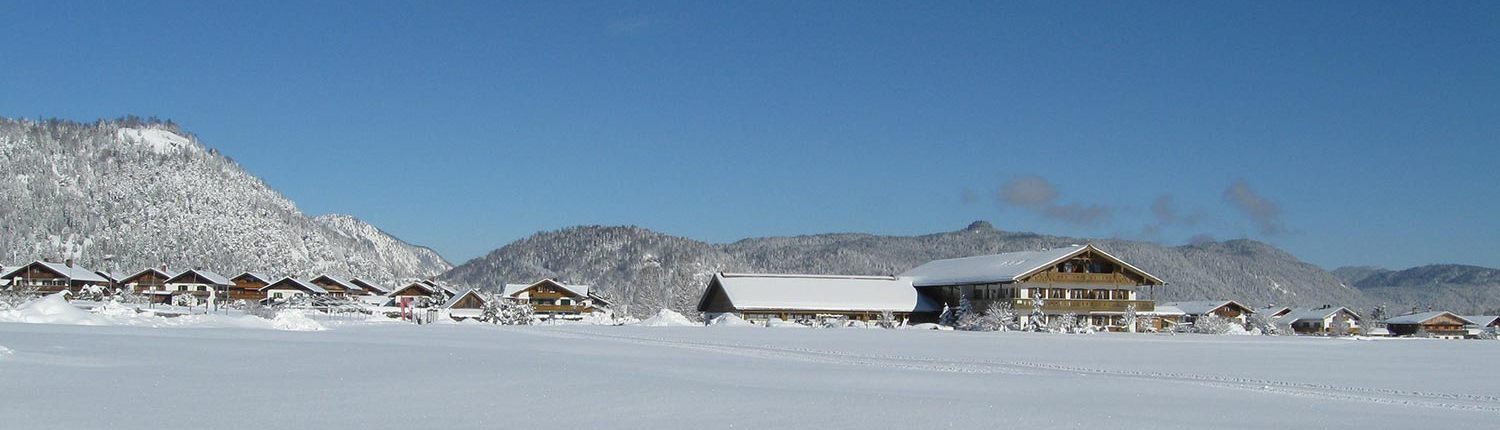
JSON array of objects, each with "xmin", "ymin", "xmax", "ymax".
[
  {"xmin": 1000, "ymin": 298, "xmax": 1155, "ymax": 313},
  {"xmin": 1027, "ymin": 272, "xmax": 1132, "ymax": 284}
]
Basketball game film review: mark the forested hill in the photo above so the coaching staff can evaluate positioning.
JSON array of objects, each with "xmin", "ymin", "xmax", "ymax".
[
  {"xmin": 0, "ymin": 117, "xmax": 451, "ymax": 284},
  {"xmin": 1340, "ymin": 264, "xmax": 1500, "ymax": 314},
  {"xmin": 444, "ymin": 221, "xmax": 1375, "ymax": 317}
]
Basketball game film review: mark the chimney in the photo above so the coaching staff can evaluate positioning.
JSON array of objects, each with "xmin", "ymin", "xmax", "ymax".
[{"xmin": 66, "ymin": 259, "xmax": 74, "ymax": 268}]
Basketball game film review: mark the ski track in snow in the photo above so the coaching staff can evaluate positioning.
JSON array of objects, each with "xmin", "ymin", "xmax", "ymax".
[{"xmin": 531, "ymin": 328, "xmax": 1500, "ymax": 413}]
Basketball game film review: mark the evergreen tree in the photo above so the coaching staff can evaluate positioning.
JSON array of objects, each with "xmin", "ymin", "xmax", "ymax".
[{"xmin": 1026, "ymin": 298, "xmax": 1047, "ymax": 332}]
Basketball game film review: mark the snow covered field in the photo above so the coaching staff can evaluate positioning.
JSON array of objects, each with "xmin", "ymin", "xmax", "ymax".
[{"xmin": 2, "ymin": 319, "xmax": 1497, "ymax": 429}]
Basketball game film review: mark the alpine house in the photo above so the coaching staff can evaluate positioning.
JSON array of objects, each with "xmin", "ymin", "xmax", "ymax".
[{"xmin": 696, "ymin": 244, "xmax": 1165, "ymax": 329}]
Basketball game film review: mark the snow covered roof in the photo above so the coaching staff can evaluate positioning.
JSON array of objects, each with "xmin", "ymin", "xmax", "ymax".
[
  {"xmin": 233, "ymin": 272, "xmax": 273, "ymax": 284},
  {"xmin": 122, "ymin": 267, "xmax": 176, "ymax": 284},
  {"xmin": 698, "ymin": 273, "xmax": 940, "ymax": 313},
  {"xmin": 900, "ymin": 244, "xmax": 1164, "ymax": 287},
  {"xmin": 441, "ymin": 289, "xmax": 487, "ymax": 309},
  {"xmin": 1, "ymin": 261, "xmax": 109, "ymax": 283},
  {"xmin": 1144, "ymin": 305, "xmax": 1185, "ymax": 316},
  {"xmin": 388, "ymin": 281, "xmax": 436, "ymax": 296},
  {"xmin": 1386, "ymin": 311, "xmax": 1472, "ymax": 325},
  {"xmin": 349, "ymin": 278, "xmax": 389, "ymax": 294},
  {"xmin": 1277, "ymin": 307, "xmax": 1360, "ymax": 323},
  {"xmin": 311, "ymin": 275, "xmax": 355, "ymax": 290},
  {"xmin": 95, "ymin": 270, "xmax": 124, "ymax": 282},
  {"xmin": 503, "ymin": 279, "xmax": 591, "ymax": 298},
  {"xmin": 166, "ymin": 269, "xmax": 231, "ymax": 286},
  {"xmin": 1260, "ymin": 306, "xmax": 1292, "ymax": 317},
  {"xmin": 1159, "ymin": 300, "xmax": 1252, "ymax": 316},
  {"xmin": 1460, "ymin": 315, "xmax": 1500, "ymax": 327},
  {"xmin": 260, "ymin": 278, "xmax": 328, "ymax": 294}
]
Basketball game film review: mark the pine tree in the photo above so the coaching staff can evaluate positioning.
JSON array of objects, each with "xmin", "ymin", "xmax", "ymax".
[
  {"xmin": 1123, "ymin": 304, "xmax": 1138, "ymax": 333},
  {"xmin": 1027, "ymin": 298, "xmax": 1047, "ymax": 332},
  {"xmin": 954, "ymin": 295, "xmax": 981, "ymax": 331}
]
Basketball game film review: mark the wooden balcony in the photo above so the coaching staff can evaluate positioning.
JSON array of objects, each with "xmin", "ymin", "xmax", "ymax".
[
  {"xmin": 1026, "ymin": 271, "xmax": 1134, "ymax": 285},
  {"xmin": 999, "ymin": 298, "xmax": 1155, "ymax": 313}
]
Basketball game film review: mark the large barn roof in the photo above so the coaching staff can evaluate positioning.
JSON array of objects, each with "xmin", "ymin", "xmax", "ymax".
[
  {"xmin": 900, "ymin": 244, "xmax": 1163, "ymax": 287},
  {"xmin": 699, "ymin": 273, "xmax": 940, "ymax": 313}
]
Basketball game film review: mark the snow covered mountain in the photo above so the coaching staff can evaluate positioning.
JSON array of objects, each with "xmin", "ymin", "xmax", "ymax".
[
  {"xmin": 1340, "ymin": 264, "xmax": 1500, "ymax": 315},
  {"xmin": 443, "ymin": 221, "xmax": 1375, "ymax": 317},
  {"xmin": 0, "ymin": 117, "xmax": 451, "ymax": 283}
]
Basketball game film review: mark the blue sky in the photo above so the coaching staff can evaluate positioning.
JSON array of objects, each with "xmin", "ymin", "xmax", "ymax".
[{"xmin": 2, "ymin": 1, "xmax": 1497, "ymax": 269}]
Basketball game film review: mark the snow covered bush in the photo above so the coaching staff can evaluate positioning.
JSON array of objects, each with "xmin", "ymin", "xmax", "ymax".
[
  {"xmin": 1191, "ymin": 314, "xmax": 1236, "ymax": 335},
  {"xmin": 496, "ymin": 300, "xmax": 535, "ymax": 325},
  {"xmin": 977, "ymin": 302, "xmax": 1015, "ymax": 332},
  {"xmin": 818, "ymin": 315, "xmax": 849, "ymax": 329},
  {"xmin": 876, "ymin": 310, "xmax": 897, "ymax": 329},
  {"xmin": 172, "ymin": 293, "xmax": 198, "ymax": 308},
  {"xmin": 952, "ymin": 296, "xmax": 982, "ymax": 330},
  {"xmin": 0, "ymin": 287, "xmax": 39, "ymax": 311},
  {"xmin": 1246, "ymin": 313, "xmax": 1280, "ymax": 335},
  {"xmin": 1123, "ymin": 304, "xmax": 1138, "ymax": 333}
]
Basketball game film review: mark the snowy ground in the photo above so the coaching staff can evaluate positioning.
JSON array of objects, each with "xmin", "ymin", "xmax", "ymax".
[{"xmin": 1, "ymin": 320, "xmax": 1497, "ymax": 429}]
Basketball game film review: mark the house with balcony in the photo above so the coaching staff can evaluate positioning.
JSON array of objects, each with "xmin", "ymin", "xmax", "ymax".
[
  {"xmin": 503, "ymin": 279, "xmax": 609, "ymax": 319},
  {"xmin": 309, "ymin": 275, "xmax": 358, "ymax": 298},
  {"xmin": 121, "ymin": 267, "xmax": 175, "ymax": 294},
  {"xmin": 1386, "ymin": 311, "xmax": 1472, "ymax": 339},
  {"xmin": 1275, "ymin": 306, "xmax": 1362, "ymax": 335},
  {"xmin": 228, "ymin": 273, "xmax": 272, "ymax": 301},
  {"xmin": 900, "ymin": 244, "xmax": 1165, "ymax": 331},
  {"xmin": 163, "ymin": 269, "xmax": 232, "ymax": 299},
  {"xmin": 1, "ymin": 260, "xmax": 110, "ymax": 294}
]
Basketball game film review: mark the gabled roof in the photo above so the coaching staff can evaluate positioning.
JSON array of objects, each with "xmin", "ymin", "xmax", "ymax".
[
  {"xmin": 1160, "ymin": 300, "xmax": 1253, "ymax": 316},
  {"xmin": 441, "ymin": 288, "xmax": 487, "ymax": 309},
  {"xmin": 697, "ymin": 272, "xmax": 940, "ymax": 313},
  {"xmin": 122, "ymin": 267, "xmax": 176, "ymax": 284},
  {"xmin": 388, "ymin": 281, "xmax": 437, "ymax": 296},
  {"xmin": 348, "ymin": 278, "xmax": 389, "ymax": 294},
  {"xmin": 1260, "ymin": 306, "xmax": 1292, "ymax": 317},
  {"xmin": 94, "ymin": 270, "xmax": 124, "ymax": 283},
  {"xmin": 232, "ymin": 272, "xmax": 273, "ymax": 284},
  {"xmin": 503, "ymin": 279, "xmax": 591, "ymax": 299},
  {"xmin": 310, "ymin": 275, "xmax": 355, "ymax": 290},
  {"xmin": 1145, "ymin": 305, "xmax": 1186, "ymax": 316},
  {"xmin": 1460, "ymin": 315, "xmax": 1500, "ymax": 327},
  {"xmin": 1278, "ymin": 307, "xmax": 1361, "ymax": 323},
  {"xmin": 1386, "ymin": 311, "xmax": 1472, "ymax": 325},
  {"xmin": 166, "ymin": 269, "xmax": 231, "ymax": 286},
  {"xmin": 1, "ymin": 261, "xmax": 109, "ymax": 283},
  {"xmin": 259, "ymin": 277, "xmax": 328, "ymax": 294},
  {"xmin": 900, "ymin": 244, "xmax": 1164, "ymax": 287}
]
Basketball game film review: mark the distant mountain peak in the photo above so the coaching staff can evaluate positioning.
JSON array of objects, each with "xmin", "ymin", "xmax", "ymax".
[{"xmin": 964, "ymin": 220, "xmax": 995, "ymax": 231}]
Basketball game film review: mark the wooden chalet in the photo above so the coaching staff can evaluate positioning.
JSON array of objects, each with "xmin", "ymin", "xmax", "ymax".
[
  {"xmin": 164, "ymin": 269, "xmax": 232, "ymax": 299},
  {"xmin": 1461, "ymin": 315, "xmax": 1500, "ymax": 338},
  {"xmin": 1385, "ymin": 311, "xmax": 1472, "ymax": 339},
  {"xmin": 259, "ymin": 278, "xmax": 328, "ymax": 302},
  {"xmin": 901, "ymin": 244, "xmax": 1165, "ymax": 331},
  {"xmin": 309, "ymin": 275, "xmax": 357, "ymax": 298},
  {"xmin": 0, "ymin": 260, "xmax": 110, "ymax": 294},
  {"xmin": 441, "ymin": 288, "xmax": 490, "ymax": 321},
  {"xmin": 121, "ymin": 267, "xmax": 175, "ymax": 294},
  {"xmin": 228, "ymin": 273, "xmax": 273, "ymax": 301},
  {"xmin": 388, "ymin": 281, "xmax": 443, "ymax": 307},
  {"xmin": 1275, "ymin": 306, "xmax": 1362, "ymax": 335},
  {"xmin": 503, "ymin": 279, "xmax": 609, "ymax": 319},
  {"xmin": 1160, "ymin": 300, "xmax": 1255, "ymax": 325}
]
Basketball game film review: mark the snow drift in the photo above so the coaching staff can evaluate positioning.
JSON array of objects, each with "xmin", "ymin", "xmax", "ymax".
[{"xmin": 637, "ymin": 309, "xmax": 698, "ymax": 327}]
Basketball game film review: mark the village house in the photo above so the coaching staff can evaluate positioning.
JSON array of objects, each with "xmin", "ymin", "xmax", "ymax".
[
  {"xmin": 1159, "ymin": 300, "xmax": 1255, "ymax": 326},
  {"xmin": 1275, "ymin": 306, "xmax": 1363, "ymax": 335},
  {"xmin": 1461, "ymin": 315, "xmax": 1500, "ymax": 338},
  {"xmin": 697, "ymin": 273, "xmax": 940, "ymax": 325},
  {"xmin": 163, "ymin": 269, "xmax": 232, "ymax": 300},
  {"xmin": 695, "ymin": 244, "xmax": 1165, "ymax": 330},
  {"xmin": 94, "ymin": 270, "xmax": 124, "ymax": 292},
  {"xmin": 259, "ymin": 278, "xmax": 328, "ymax": 303},
  {"xmin": 387, "ymin": 281, "xmax": 444, "ymax": 307},
  {"xmin": 1385, "ymin": 311, "xmax": 1472, "ymax": 339},
  {"xmin": 120, "ymin": 267, "xmax": 174, "ymax": 294},
  {"xmin": 442, "ymin": 288, "xmax": 489, "ymax": 321},
  {"xmin": 503, "ymin": 279, "xmax": 609, "ymax": 319},
  {"xmin": 1, "ymin": 260, "xmax": 110, "ymax": 294},
  {"xmin": 228, "ymin": 273, "xmax": 272, "ymax": 301},
  {"xmin": 901, "ymin": 244, "xmax": 1164, "ymax": 331},
  {"xmin": 348, "ymin": 278, "xmax": 389, "ymax": 296},
  {"xmin": 309, "ymin": 275, "xmax": 358, "ymax": 298}
]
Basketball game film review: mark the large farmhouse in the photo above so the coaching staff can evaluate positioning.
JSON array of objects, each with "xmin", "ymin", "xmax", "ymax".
[
  {"xmin": 503, "ymin": 279, "xmax": 609, "ymax": 319},
  {"xmin": 697, "ymin": 244, "xmax": 1165, "ymax": 330}
]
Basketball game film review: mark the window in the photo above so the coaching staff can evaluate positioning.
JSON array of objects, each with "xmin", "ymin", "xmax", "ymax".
[{"xmin": 560, "ymin": 299, "xmax": 573, "ymax": 306}]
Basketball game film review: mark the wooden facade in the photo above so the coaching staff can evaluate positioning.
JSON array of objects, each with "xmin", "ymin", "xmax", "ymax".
[
  {"xmin": 228, "ymin": 273, "xmax": 270, "ymax": 301},
  {"xmin": 310, "ymin": 275, "xmax": 355, "ymax": 297},
  {"xmin": 1388, "ymin": 312, "xmax": 1471, "ymax": 339},
  {"xmin": 917, "ymin": 246, "xmax": 1164, "ymax": 331},
  {"xmin": 2, "ymin": 261, "xmax": 108, "ymax": 294},
  {"xmin": 505, "ymin": 279, "xmax": 603, "ymax": 317},
  {"xmin": 121, "ymin": 268, "xmax": 173, "ymax": 294}
]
